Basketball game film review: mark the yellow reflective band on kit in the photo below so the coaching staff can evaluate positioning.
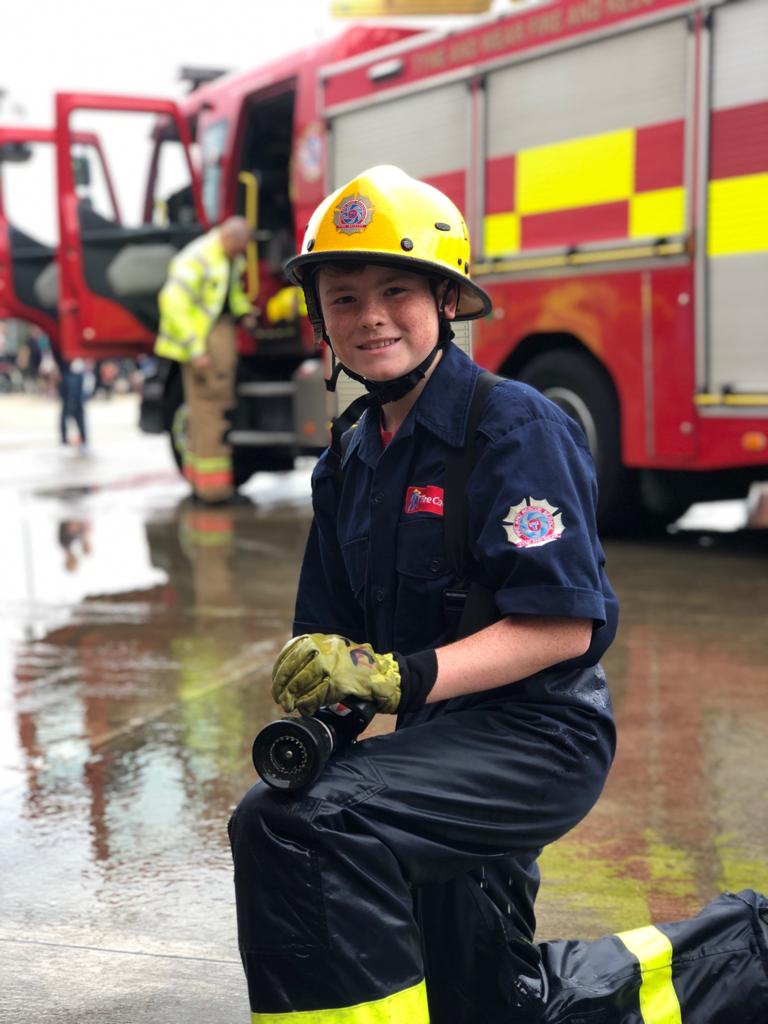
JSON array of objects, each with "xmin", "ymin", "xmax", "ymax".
[
  {"xmin": 251, "ymin": 979, "xmax": 429, "ymax": 1023},
  {"xmin": 517, "ymin": 129, "xmax": 634, "ymax": 215},
  {"xmin": 183, "ymin": 454, "xmax": 231, "ymax": 473},
  {"xmin": 629, "ymin": 187, "xmax": 686, "ymax": 239},
  {"xmin": 708, "ymin": 173, "xmax": 768, "ymax": 256},
  {"xmin": 484, "ymin": 211, "xmax": 521, "ymax": 257},
  {"xmin": 184, "ymin": 528, "xmax": 234, "ymax": 547},
  {"xmin": 615, "ymin": 925, "xmax": 682, "ymax": 1024}
]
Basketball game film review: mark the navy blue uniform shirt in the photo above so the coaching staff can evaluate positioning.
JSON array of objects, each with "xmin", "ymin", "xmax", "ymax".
[{"xmin": 294, "ymin": 342, "xmax": 618, "ymax": 700}]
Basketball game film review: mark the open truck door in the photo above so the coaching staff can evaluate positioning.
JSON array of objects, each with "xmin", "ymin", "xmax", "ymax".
[
  {"xmin": 54, "ymin": 93, "xmax": 207, "ymax": 360},
  {"xmin": 0, "ymin": 125, "xmax": 120, "ymax": 346},
  {"xmin": 0, "ymin": 127, "xmax": 68, "ymax": 341}
]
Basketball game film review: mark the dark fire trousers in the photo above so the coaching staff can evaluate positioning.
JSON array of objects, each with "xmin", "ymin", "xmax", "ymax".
[{"xmin": 229, "ymin": 667, "xmax": 616, "ymax": 1023}]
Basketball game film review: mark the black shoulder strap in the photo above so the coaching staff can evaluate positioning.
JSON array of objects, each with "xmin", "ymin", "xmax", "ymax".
[
  {"xmin": 443, "ymin": 371, "xmax": 503, "ymax": 641},
  {"xmin": 444, "ymin": 371, "xmax": 502, "ymax": 582}
]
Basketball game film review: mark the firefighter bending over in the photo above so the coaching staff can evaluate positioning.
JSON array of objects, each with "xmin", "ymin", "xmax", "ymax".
[
  {"xmin": 228, "ymin": 166, "xmax": 618, "ymax": 1023},
  {"xmin": 155, "ymin": 216, "xmax": 257, "ymax": 504}
]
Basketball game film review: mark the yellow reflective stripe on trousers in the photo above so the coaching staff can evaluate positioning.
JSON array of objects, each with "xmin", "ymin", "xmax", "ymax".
[
  {"xmin": 251, "ymin": 979, "xmax": 429, "ymax": 1023},
  {"xmin": 183, "ymin": 453, "xmax": 231, "ymax": 473},
  {"xmin": 615, "ymin": 925, "xmax": 682, "ymax": 1024}
]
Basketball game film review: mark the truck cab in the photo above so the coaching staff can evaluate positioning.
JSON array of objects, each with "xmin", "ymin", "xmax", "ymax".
[{"xmin": 41, "ymin": 25, "xmax": 421, "ymax": 484}]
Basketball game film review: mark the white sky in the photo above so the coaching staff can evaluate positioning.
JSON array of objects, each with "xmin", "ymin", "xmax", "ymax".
[
  {"xmin": 2, "ymin": 1, "xmax": 337, "ymax": 121},
  {"xmin": 0, "ymin": 0, "xmax": 493, "ymax": 122},
  {"xmin": 1, "ymin": 0, "xmax": 505, "ymax": 241}
]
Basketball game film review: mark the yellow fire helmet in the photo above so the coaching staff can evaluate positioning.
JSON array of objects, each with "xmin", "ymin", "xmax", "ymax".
[{"xmin": 285, "ymin": 165, "xmax": 492, "ymax": 326}]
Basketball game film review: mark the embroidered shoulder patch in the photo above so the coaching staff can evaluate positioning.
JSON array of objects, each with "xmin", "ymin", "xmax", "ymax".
[{"xmin": 503, "ymin": 498, "xmax": 564, "ymax": 548}]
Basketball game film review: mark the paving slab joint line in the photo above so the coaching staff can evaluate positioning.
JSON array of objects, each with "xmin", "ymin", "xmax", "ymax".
[
  {"xmin": 0, "ymin": 935, "xmax": 241, "ymax": 966},
  {"xmin": 92, "ymin": 640, "xmax": 281, "ymax": 751}
]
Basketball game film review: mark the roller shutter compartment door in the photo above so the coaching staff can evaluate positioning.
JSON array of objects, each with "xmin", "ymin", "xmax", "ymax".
[
  {"xmin": 330, "ymin": 82, "xmax": 470, "ymax": 209},
  {"xmin": 483, "ymin": 19, "xmax": 689, "ymax": 257},
  {"xmin": 707, "ymin": 0, "xmax": 768, "ymax": 395}
]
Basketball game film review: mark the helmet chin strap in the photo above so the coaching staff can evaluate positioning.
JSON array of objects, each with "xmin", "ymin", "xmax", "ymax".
[{"xmin": 323, "ymin": 293, "xmax": 455, "ymax": 406}]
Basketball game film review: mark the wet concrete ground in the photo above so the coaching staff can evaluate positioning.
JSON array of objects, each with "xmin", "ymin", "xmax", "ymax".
[{"xmin": 1, "ymin": 392, "xmax": 767, "ymax": 1022}]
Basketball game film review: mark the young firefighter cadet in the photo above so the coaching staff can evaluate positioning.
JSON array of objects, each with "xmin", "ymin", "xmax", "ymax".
[
  {"xmin": 228, "ymin": 165, "xmax": 619, "ymax": 1023},
  {"xmin": 155, "ymin": 216, "xmax": 257, "ymax": 504}
]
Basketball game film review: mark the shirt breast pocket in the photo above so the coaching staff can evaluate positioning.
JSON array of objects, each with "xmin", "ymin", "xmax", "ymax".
[
  {"xmin": 394, "ymin": 518, "xmax": 452, "ymax": 652},
  {"xmin": 340, "ymin": 536, "xmax": 368, "ymax": 604}
]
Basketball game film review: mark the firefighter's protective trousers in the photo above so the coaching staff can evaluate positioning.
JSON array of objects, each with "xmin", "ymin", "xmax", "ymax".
[
  {"xmin": 229, "ymin": 668, "xmax": 616, "ymax": 1024},
  {"xmin": 180, "ymin": 320, "xmax": 236, "ymax": 502}
]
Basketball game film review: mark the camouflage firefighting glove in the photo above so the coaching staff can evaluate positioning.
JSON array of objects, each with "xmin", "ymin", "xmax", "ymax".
[{"xmin": 271, "ymin": 634, "xmax": 438, "ymax": 717}]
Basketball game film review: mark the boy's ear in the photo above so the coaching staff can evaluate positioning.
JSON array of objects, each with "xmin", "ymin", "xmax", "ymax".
[{"xmin": 441, "ymin": 282, "xmax": 459, "ymax": 320}]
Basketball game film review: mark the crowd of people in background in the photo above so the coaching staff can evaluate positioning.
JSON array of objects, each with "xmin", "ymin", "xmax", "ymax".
[
  {"xmin": 0, "ymin": 319, "xmax": 158, "ymax": 454},
  {"xmin": 0, "ymin": 319, "xmax": 156, "ymax": 400}
]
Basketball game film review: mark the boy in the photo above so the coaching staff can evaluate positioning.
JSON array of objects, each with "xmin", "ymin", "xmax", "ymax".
[{"xmin": 229, "ymin": 165, "xmax": 617, "ymax": 1023}]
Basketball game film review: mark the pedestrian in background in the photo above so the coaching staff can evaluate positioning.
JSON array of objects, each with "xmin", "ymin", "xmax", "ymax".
[
  {"xmin": 18, "ymin": 326, "xmax": 46, "ymax": 391},
  {"xmin": 54, "ymin": 350, "xmax": 89, "ymax": 452},
  {"xmin": 154, "ymin": 217, "xmax": 257, "ymax": 505}
]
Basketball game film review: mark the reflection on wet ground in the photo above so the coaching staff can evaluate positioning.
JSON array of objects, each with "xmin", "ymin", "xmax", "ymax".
[
  {"xmin": 3, "ymin": 488, "xmax": 310, "ymax": 962},
  {"xmin": 1, "ymin": 426, "xmax": 767, "ymax": 1019},
  {"xmin": 1, "ymin": 445, "xmax": 316, "ymax": 1020}
]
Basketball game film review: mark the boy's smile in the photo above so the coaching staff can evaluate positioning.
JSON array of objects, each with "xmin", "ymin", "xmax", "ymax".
[{"xmin": 316, "ymin": 264, "xmax": 457, "ymax": 382}]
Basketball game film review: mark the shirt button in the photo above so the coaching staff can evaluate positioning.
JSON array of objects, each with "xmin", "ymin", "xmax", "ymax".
[
  {"xmin": 373, "ymin": 587, "xmax": 385, "ymax": 604},
  {"xmin": 430, "ymin": 559, "xmax": 443, "ymax": 573},
  {"xmin": 372, "ymin": 492, "xmax": 384, "ymax": 505}
]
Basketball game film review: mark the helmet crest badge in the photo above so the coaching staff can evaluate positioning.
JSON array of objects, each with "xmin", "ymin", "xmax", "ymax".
[{"xmin": 333, "ymin": 192, "xmax": 374, "ymax": 235}]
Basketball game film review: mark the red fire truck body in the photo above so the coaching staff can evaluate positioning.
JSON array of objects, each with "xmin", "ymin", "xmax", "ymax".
[
  {"xmin": 312, "ymin": 0, "xmax": 768, "ymax": 524},
  {"xmin": 3, "ymin": 2, "xmax": 766, "ymax": 526}
]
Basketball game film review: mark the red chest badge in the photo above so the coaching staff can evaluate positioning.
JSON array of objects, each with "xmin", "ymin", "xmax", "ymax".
[{"xmin": 404, "ymin": 486, "xmax": 444, "ymax": 516}]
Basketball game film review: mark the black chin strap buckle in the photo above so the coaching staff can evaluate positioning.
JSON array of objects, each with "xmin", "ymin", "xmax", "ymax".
[{"xmin": 325, "ymin": 351, "xmax": 344, "ymax": 393}]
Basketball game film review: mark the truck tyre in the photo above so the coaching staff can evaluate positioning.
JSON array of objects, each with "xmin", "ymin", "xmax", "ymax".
[
  {"xmin": 516, "ymin": 350, "xmax": 634, "ymax": 534},
  {"xmin": 165, "ymin": 370, "xmax": 186, "ymax": 474},
  {"xmin": 169, "ymin": 401, "xmax": 188, "ymax": 475}
]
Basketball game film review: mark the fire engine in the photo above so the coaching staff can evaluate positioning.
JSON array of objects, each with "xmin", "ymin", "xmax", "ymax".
[{"xmin": 1, "ymin": 0, "xmax": 767, "ymax": 530}]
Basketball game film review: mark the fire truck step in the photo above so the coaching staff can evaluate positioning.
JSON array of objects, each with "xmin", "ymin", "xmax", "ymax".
[
  {"xmin": 237, "ymin": 382, "xmax": 296, "ymax": 398},
  {"xmin": 227, "ymin": 430, "xmax": 297, "ymax": 447}
]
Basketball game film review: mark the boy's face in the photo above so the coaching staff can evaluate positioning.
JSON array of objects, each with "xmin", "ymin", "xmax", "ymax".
[{"xmin": 316, "ymin": 264, "xmax": 457, "ymax": 382}]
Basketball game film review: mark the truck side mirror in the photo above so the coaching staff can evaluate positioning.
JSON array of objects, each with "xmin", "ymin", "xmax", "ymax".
[{"xmin": 71, "ymin": 154, "xmax": 92, "ymax": 188}]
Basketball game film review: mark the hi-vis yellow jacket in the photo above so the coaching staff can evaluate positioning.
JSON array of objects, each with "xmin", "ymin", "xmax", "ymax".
[{"xmin": 154, "ymin": 227, "xmax": 253, "ymax": 362}]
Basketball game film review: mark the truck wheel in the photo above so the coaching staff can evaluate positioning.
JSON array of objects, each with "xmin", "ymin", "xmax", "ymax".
[{"xmin": 516, "ymin": 350, "xmax": 633, "ymax": 534}]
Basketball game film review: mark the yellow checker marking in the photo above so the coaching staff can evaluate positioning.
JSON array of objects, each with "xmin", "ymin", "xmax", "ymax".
[
  {"xmin": 630, "ymin": 187, "xmax": 686, "ymax": 239},
  {"xmin": 252, "ymin": 979, "xmax": 429, "ymax": 1023},
  {"xmin": 615, "ymin": 925, "xmax": 683, "ymax": 1024},
  {"xmin": 709, "ymin": 173, "xmax": 768, "ymax": 256},
  {"xmin": 484, "ymin": 211, "xmax": 520, "ymax": 257},
  {"xmin": 517, "ymin": 129, "xmax": 635, "ymax": 215}
]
